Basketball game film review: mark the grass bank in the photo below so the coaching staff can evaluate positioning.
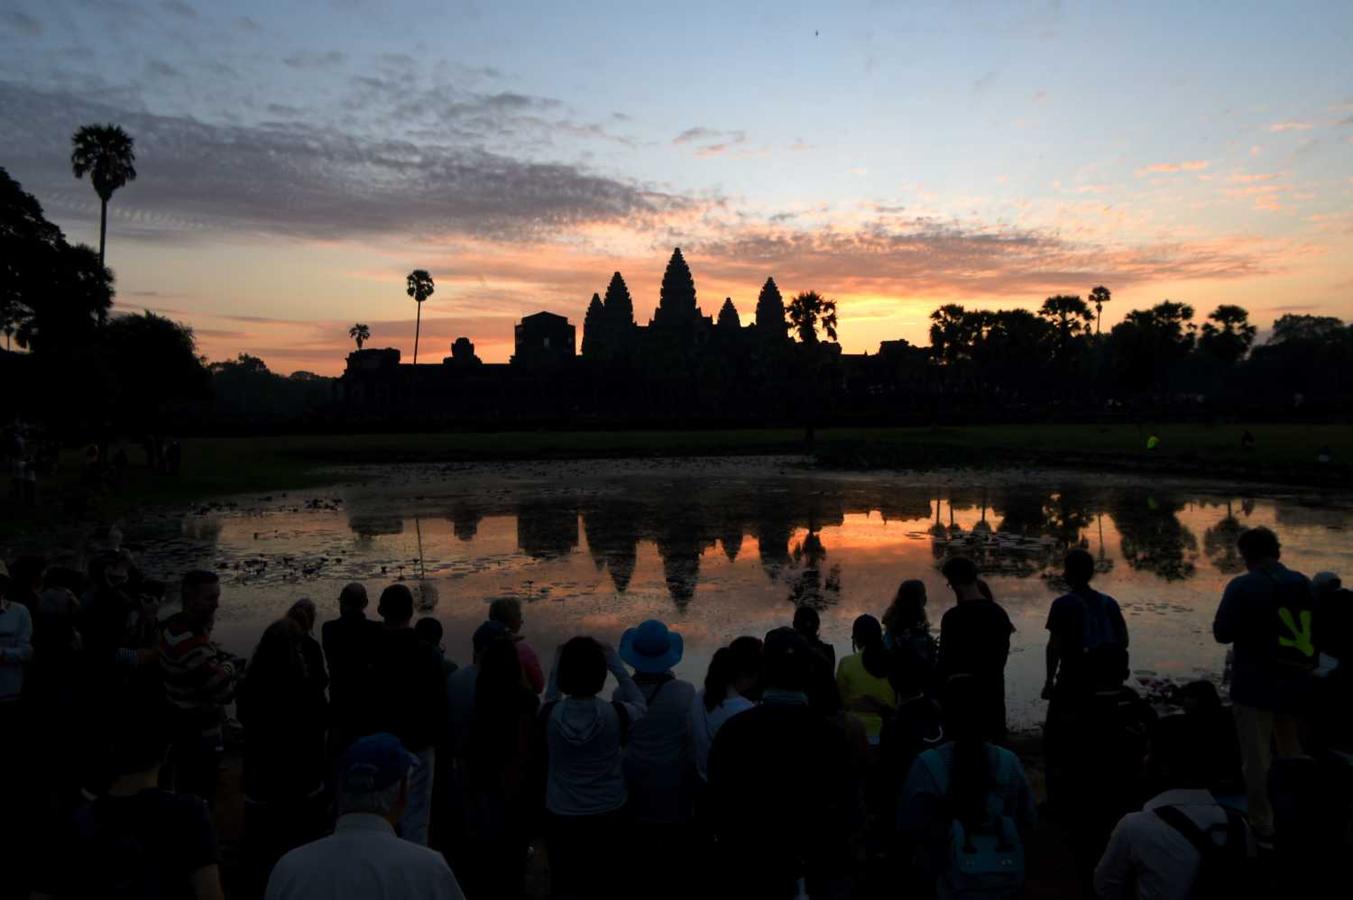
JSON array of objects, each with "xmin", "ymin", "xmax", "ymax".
[{"xmin": 4, "ymin": 423, "xmax": 1349, "ymax": 541}]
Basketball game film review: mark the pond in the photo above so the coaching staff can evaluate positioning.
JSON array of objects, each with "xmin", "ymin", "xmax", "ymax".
[{"xmin": 126, "ymin": 457, "xmax": 1353, "ymax": 731}]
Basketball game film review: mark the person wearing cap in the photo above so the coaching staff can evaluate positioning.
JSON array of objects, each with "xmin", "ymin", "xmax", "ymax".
[
  {"xmin": 707, "ymin": 627, "xmax": 860, "ymax": 898},
  {"xmin": 615, "ymin": 619, "xmax": 697, "ymax": 891},
  {"xmin": 370, "ymin": 584, "xmax": 447, "ymax": 846},
  {"xmin": 0, "ymin": 560, "xmax": 33, "ymax": 718},
  {"xmin": 264, "ymin": 733, "xmax": 466, "ymax": 900},
  {"xmin": 321, "ymin": 582, "xmax": 383, "ymax": 752},
  {"xmin": 539, "ymin": 635, "xmax": 648, "ymax": 899}
]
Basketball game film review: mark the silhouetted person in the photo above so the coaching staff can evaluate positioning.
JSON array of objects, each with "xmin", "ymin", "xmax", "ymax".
[
  {"xmin": 1095, "ymin": 715, "xmax": 1253, "ymax": 900},
  {"xmin": 616, "ymin": 619, "xmax": 697, "ymax": 899},
  {"xmin": 159, "ymin": 570, "xmax": 239, "ymax": 807},
  {"xmin": 320, "ymin": 583, "xmax": 382, "ymax": 751},
  {"xmin": 1311, "ymin": 571, "xmax": 1353, "ymax": 750},
  {"xmin": 265, "ymin": 733, "xmax": 466, "ymax": 900},
  {"xmin": 792, "ymin": 604, "xmax": 835, "ymax": 669},
  {"xmin": 539, "ymin": 636, "xmax": 647, "ymax": 900},
  {"xmin": 938, "ymin": 557, "xmax": 1014, "ymax": 741},
  {"xmin": 836, "ymin": 614, "xmax": 895, "ymax": 744},
  {"xmin": 488, "ymin": 597, "xmax": 544, "ymax": 694},
  {"xmin": 238, "ymin": 619, "xmax": 329, "ymax": 896},
  {"xmin": 0, "ymin": 559, "xmax": 33, "ymax": 722},
  {"xmin": 415, "ymin": 616, "xmax": 457, "ymax": 678},
  {"xmin": 1043, "ymin": 548, "xmax": 1129, "ymax": 701},
  {"xmin": 691, "ymin": 636, "xmax": 762, "ymax": 782},
  {"xmin": 1173, "ymin": 680, "xmax": 1245, "ymax": 799},
  {"xmin": 1212, "ymin": 526, "xmax": 1312, "ymax": 842},
  {"xmin": 877, "ymin": 639, "xmax": 943, "ymax": 888},
  {"xmin": 898, "ymin": 674, "xmax": 1036, "ymax": 899},
  {"xmin": 285, "ymin": 598, "xmax": 329, "ymax": 700},
  {"xmin": 32, "ymin": 704, "xmax": 225, "ymax": 900},
  {"xmin": 707, "ymin": 627, "xmax": 860, "ymax": 898},
  {"xmin": 462, "ymin": 636, "xmax": 539, "ymax": 899},
  {"xmin": 882, "ymin": 578, "xmax": 937, "ymax": 691},
  {"xmin": 371, "ymin": 583, "xmax": 447, "ymax": 845}
]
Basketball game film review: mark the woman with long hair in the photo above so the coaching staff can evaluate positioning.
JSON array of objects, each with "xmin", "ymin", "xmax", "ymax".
[
  {"xmin": 883, "ymin": 580, "xmax": 939, "ymax": 694},
  {"xmin": 898, "ymin": 674, "xmax": 1036, "ymax": 898},
  {"xmin": 691, "ymin": 636, "xmax": 762, "ymax": 781},
  {"xmin": 465, "ymin": 635, "xmax": 540, "ymax": 899},
  {"xmin": 835, "ymin": 614, "xmax": 896, "ymax": 744},
  {"xmin": 237, "ymin": 618, "xmax": 328, "ymax": 896}
]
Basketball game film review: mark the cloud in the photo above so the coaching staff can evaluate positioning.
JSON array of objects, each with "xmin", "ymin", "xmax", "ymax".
[
  {"xmin": 673, "ymin": 127, "xmax": 748, "ymax": 157},
  {"xmin": 1268, "ymin": 121, "xmax": 1313, "ymax": 133},
  {"xmin": 161, "ymin": 0, "xmax": 198, "ymax": 19},
  {"xmin": 235, "ymin": 16, "xmax": 262, "ymax": 32},
  {"xmin": 1, "ymin": 10, "xmax": 42, "ymax": 35},
  {"xmin": 1135, "ymin": 160, "xmax": 1209, "ymax": 176},
  {"xmin": 282, "ymin": 50, "xmax": 346, "ymax": 68},
  {"xmin": 0, "ymin": 83, "xmax": 693, "ymax": 243},
  {"xmin": 673, "ymin": 127, "xmax": 719, "ymax": 144},
  {"xmin": 1228, "ymin": 172, "xmax": 1281, "ymax": 184}
]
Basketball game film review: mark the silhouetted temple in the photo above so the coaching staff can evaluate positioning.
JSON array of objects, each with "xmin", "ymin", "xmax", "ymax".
[{"xmin": 339, "ymin": 247, "xmax": 933, "ymax": 424}]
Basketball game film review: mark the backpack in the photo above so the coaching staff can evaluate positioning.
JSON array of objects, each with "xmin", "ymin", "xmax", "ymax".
[
  {"xmin": 920, "ymin": 748, "xmax": 1026, "ymax": 899},
  {"xmin": 1263, "ymin": 571, "xmax": 1317, "ymax": 674},
  {"xmin": 1153, "ymin": 804, "xmax": 1250, "ymax": 899}
]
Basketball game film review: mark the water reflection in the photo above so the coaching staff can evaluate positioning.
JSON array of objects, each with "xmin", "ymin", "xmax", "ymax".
[{"xmin": 139, "ymin": 464, "xmax": 1353, "ymax": 730}]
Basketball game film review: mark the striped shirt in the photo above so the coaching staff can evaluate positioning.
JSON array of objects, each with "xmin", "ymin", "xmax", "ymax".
[{"xmin": 159, "ymin": 613, "xmax": 237, "ymax": 735}]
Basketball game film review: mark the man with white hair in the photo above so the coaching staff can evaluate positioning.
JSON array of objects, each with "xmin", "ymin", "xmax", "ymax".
[{"xmin": 264, "ymin": 733, "xmax": 465, "ymax": 900}]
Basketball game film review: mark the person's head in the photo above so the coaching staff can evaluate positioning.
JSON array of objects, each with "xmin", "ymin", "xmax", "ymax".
[
  {"xmin": 335, "ymin": 733, "xmax": 414, "ymax": 824},
  {"xmin": 90, "ymin": 550, "xmax": 132, "ymax": 590},
  {"xmin": 1063, "ymin": 548, "xmax": 1096, "ymax": 588},
  {"xmin": 1146, "ymin": 715, "xmax": 1211, "ymax": 791},
  {"xmin": 488, "ymin": 597, "xmax": 524, "ymax": 634},
  {"xmin": 792, "ymin": 605, "xmax": 821, "ymax": 639},
  {"xmin": 9, "ymin": 554, "xmax": 45, "ymax": 594},
  {"xmin": 180, "ymin": 570, "xmax": 221, "ymax": 629},
  {"xmin": 1237, "ymin": 526, "xmax": 1281, "ymax": 569},
  {"xmin": 620, "ymin": 619, "xmax": 684, "ymax": 675},
  {"xmin": 286, "ymin": 597, "xmax": 317, "ymax": 634},
  {"xmin": 851, "ymin": 613, "xmax": 889, "ymax": 679},
  {"xmin": 885, "ymin": 580, "xmax": 928, "ymax": 634},
  {"xmin": 762, "ymin": 626, "xmax": 812, "ymax": 693},
  {"xmin": 414, "ymin": 616, "xmax": 444, "ymax": 653},
  {"xmin": 702, "ymin": 636, "xmax": 764, "ymax": 711},
  {"xmin": 338, "ymin": 582, "xmax": 369, "ymax": 616},
  {"xmin": 1312, "ymin": 571, "xmax": 1342, "ymax": 595},
  {"xmin": 377, "ymin": 583, "xmax": 414, "ymax": 627},
  {"xmin": 246, "ymin": 618, "xmax": 308, "ymax": 686},
  {"xmin": 1174, "ymin": 679, "xmax": 1223, "ymax": 715},
  {"xmin": 557, "ymin": 636, "xmax": 608, "ymax": 698},
  {"xmin": 472, "ymin": 620, "xmax": 509, "ymax": 663},
  {"xmin": 941, "ymin": 557, "xmax": 980, "ymax": 598}
]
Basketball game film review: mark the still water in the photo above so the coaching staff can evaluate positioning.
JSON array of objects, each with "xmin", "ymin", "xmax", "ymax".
[{"xmin": 130, "ymin": 457, "xmax": 1353, "ymax": 730}]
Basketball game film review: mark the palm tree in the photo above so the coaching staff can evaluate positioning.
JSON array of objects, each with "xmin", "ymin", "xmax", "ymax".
[
  {"xmin": 1089, "ymin": 285, "xmax": 1111, "ymax": 335},
  {"xmin": 785, "ymin": 290, "xmax": 839, "ymax": 344},
  {"xmin": 349, "ymin": 323, "xmax": 370, "ymax": 350},
  {"xmin": 405, "ymin": 269, "xmax": 435, "ymax": 363},
  {"xmin": 71, "ymin": 124, "xmax": 137, "ymax": 266}
]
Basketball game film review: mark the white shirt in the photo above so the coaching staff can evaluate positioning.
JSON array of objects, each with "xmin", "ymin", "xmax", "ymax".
[
  {"xmin": 1094, "ymin": 789, "xmax": 1250, "ymax": 900},
  {"xmin": 265, "ymin": 813, "xmax": 465, "ymax": 900},
  {"xmin": 690, "ymin": 689, "xmax": 755, "ymax": 781}
]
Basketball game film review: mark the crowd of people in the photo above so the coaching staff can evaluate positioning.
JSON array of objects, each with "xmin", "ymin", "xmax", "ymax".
[{"xmin": 0, "ymin": 524, "xmax": 1351, "ymax": 899}]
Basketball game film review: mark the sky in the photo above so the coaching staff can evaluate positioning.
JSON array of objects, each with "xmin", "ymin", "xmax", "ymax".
[{"xmin": 2, "ymin": 0, "xmax": 1351, "ymax": 374}]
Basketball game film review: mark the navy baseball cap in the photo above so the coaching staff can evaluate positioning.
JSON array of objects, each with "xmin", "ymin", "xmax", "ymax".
[{"xmin": 338, "ymin": 733, "xmax": 415, "ymax": 793}]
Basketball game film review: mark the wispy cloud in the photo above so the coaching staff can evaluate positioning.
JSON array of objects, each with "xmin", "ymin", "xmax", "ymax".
[
  {"xmin": 1268, "ymin": 121, "xmax": 1313, "ymax": 133},
  {"xmin": 1135, "ymin": 160, "xmax": 1209, "ymax": 176}
]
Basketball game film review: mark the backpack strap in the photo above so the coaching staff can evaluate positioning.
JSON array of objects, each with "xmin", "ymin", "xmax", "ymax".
[{"xmin": 1153, "ymin": 805, "xmax": 1234, "ymax": 858}]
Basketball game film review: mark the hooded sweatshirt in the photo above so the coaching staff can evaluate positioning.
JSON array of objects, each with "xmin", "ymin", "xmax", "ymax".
[{"xmin": 544, "ymin": 650, "xmax": 646, "ymax": 816}]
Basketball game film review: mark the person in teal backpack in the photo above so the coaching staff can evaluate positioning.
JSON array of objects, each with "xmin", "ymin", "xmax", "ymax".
[{"xmin": 898, "ymin": 674, "xmax": 1036, "ymax": 899}]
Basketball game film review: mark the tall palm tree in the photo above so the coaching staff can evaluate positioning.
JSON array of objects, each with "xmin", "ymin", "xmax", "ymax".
[
  {"xmin": 1089, "ymin": 285, "xmax": 1111, "ymax": 335},
  {"xmin": 71, "ymin": 124, "xmax": 137, "ymax": 266},
  {"xmin": 785, "ymin": 290, "xmax": 838, "ymax": 344},
  {"xmin": 406, "ymin": 269, "xmax": 435, "ymax": 364},
  {"xmin": 349, "ymin": 322, "xmax": 370, "ymax": 349}
]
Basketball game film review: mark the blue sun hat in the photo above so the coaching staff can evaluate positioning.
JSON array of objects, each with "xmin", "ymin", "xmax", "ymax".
[{"xmin": 620, "ymin": 619, "xmax": 684, "ymax": 674}]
